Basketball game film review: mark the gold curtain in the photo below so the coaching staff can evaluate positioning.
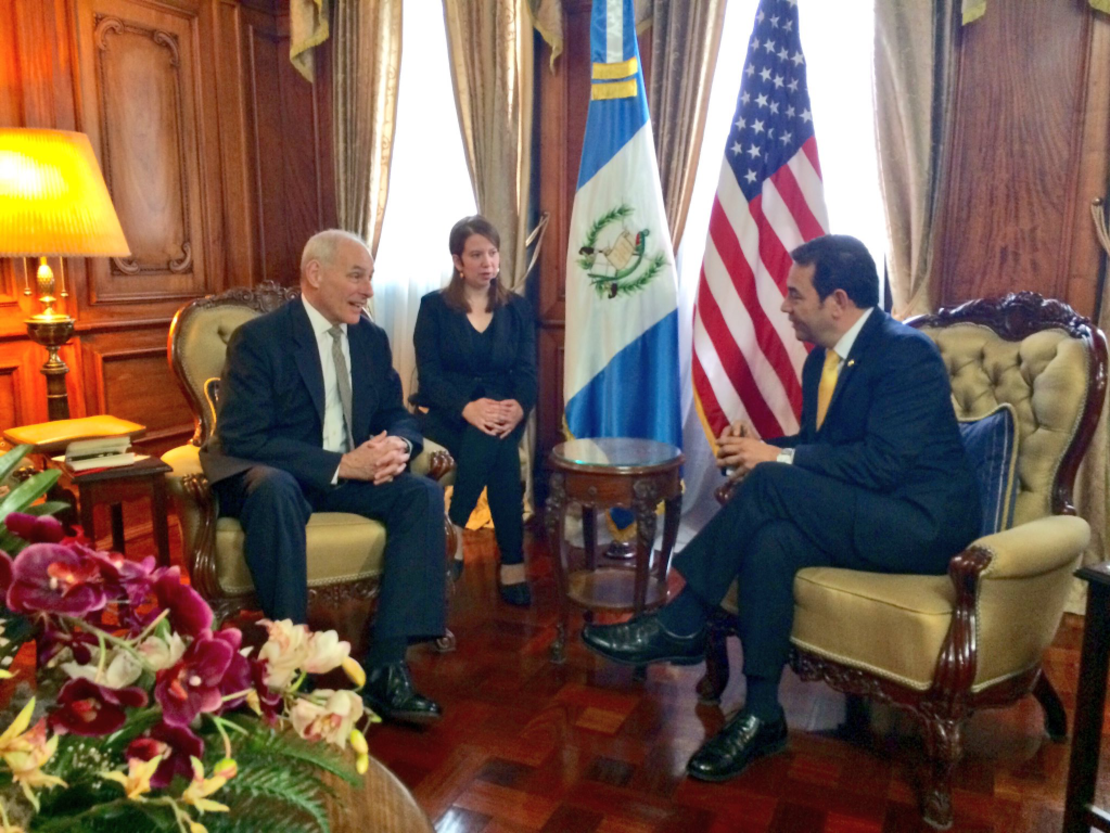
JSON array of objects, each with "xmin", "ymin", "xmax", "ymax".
[
  {"xmin": 441, "ymin": 0, "xmax": 534, "ymax": 289},
  {"xmin": 332, "ymin": 0, "xmax": 402, "ymax": 258},
  {"xmin": 290, "ymin": 0, "xmax": 330, "ymax": 83},
  {"xmin": 644, "ymin": 0, "xmax": 726, "ymax": 252},
  {"xmin": 874, "ymin": 0, "xmax": 958, "ymax": 317}
]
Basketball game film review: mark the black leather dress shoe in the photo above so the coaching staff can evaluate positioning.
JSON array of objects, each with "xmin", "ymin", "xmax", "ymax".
[
  {"xmin": 581, "ymin": 613, "xmax": 706, "ymax": 666},
  {"xmin": 361, "ymin": 662, "xmax": 442, "ymax": 726},
  {"xmin": 499, "ymin": 581, "xmax": 532, "ymax": 607},
  {"xmin": 686, "ymin": 711, "xmax": 788, "ymax": 782}
]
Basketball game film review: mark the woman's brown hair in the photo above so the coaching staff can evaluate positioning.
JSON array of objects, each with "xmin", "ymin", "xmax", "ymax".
[{"xmin": 442, "ymin": 215, "xmax": 512, "ymax": 312}]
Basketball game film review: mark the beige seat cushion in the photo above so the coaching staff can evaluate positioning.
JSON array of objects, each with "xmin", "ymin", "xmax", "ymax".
[
  {"xmin": 215, "ymin": 513, "xmax": 386, "ymax": 596},
  {"xmin": 789, "ymin": 568, "xmax": 957, "ymax": 690}
]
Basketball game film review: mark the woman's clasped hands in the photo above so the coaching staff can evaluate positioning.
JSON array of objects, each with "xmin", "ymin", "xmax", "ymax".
[{"xmin": 462, "ymin": 397, "xmax": 524, "ymax": 439}]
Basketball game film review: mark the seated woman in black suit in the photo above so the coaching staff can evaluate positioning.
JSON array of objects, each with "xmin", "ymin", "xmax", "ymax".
[{"xmin": 412, "ymin": 215, "xmax": 537, "ymax": 606}]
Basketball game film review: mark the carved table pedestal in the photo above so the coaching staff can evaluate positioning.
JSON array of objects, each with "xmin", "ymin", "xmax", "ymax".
[{"xmin": 545, "ymin": 438, "xmax": 684, "ymax": 663}]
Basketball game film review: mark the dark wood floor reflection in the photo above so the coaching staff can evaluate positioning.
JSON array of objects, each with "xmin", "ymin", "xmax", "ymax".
[
  {"xmin": 367, "ymin": 527, "xmax": 1098, "ymax": 833},
  {"xmin": 131, "ymin": 518, "xmax": 1092, "ymax": 832}
]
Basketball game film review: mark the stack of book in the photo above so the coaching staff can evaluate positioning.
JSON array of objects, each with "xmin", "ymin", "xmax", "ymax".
[{"xmin": 55, "ymin": 436, "xmax": 135, "ymax": 472}]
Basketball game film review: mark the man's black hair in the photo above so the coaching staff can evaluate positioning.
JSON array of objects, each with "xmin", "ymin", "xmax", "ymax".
[{"xmin": 790, "ymin": 234, "xmax": 879, "ymax": 308}]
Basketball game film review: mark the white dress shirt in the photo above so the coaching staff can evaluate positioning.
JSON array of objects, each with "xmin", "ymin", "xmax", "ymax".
[
  {"xmin": 828, "ymin": 305, "xmax": 874, "ymax": 367},
  {"xmin": 301, "ymin": 296, "xmax": 352, "ymax": 456}
]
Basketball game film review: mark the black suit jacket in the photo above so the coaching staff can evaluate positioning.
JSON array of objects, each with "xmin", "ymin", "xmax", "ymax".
[
  {"xmin": 201, "ymin": 298, "xmax": 422, "ymax": 492},
  {"xmin": 411, "ymin": 290, "xmax": 537, "ymax": 423},
  {"xmin": 769, "ymin": 309, "xmax": 980, "ymax": 557}
]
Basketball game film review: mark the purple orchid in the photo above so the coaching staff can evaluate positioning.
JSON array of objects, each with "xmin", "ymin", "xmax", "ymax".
[
  {"xmin": 154, "ymin": 630, "xmax": 233, "ymax": 727},
  {"xmin": 127, "ymin": 721, "xmax": 204, "ymax": 788},
  {"xmin": 152, "ymin": 568, "xmax": 213, "ymax": 638},
  {"xmin": 0, "ymin": 551, "xmax": 12, "ymax": 594},
  {"xmin": 5, "ymin": 512, "xmax": 65, "ymax": 545},
  {"xmin": 7, "ymin": 543, "xmax": 108, "ymax": 615},
  {"xmin": 214, "ymin": 628, "xmax": 251, "ymax": 711},
  {"xmin": 49, "ymin": 678, "xmax": 148, "ymax": 737}
]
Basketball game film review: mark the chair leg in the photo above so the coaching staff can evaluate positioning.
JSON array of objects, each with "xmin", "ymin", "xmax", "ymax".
[
  {"xmin": 838, "ymin": 694, "xmax": 872, "ymax": 741},
  {"xmin": 696, "ymin": 626, "xmax": 730, "ymax": 705},
  {"xmin": 921, "ymin": 715, "xmax": 962, "ymax": 831},
  {"xmin": 1033, "ymin": 672, "xmax": 1068, "ymax": 742}
]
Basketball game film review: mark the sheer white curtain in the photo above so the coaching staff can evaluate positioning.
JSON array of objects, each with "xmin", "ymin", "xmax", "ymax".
[
  {"xmin": 674, "ymin": 0, "xmax": 883, "ymax": 541},
  {"xmin": 373, "ymin": 0, "xmax": 477, "ymax": 398}
]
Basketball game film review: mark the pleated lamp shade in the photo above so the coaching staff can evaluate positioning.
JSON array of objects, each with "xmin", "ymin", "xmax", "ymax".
[{"xmin": 0, "ymin": 128, "xmax": 130, "ymax": 257}]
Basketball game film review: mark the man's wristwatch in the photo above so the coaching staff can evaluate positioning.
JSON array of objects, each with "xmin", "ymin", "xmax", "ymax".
[{"xmin": 776, "ymin": 448, "xmax": 795, "ymax": 465}]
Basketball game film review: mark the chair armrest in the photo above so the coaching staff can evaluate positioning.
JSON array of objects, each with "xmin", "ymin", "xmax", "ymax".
[
  {"xmin": 160, "ymin": 444, "xmax": 222, "ymax": 599},
  {"xmin": 973, "ymin": 515, "xmax": 1090, "ymax": 581},
  {"xmin": 411, "ymin": 440, "xmax": 456, "ymax": 485},
  {"xmin": 937, "ymin": 514, "xmax": 1089, "ymax": 695}
]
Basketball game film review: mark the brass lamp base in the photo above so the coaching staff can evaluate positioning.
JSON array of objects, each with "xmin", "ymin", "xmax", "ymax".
[{"xmin": 25, "ymin": 314, "xmax": 75, "ymax": 421}]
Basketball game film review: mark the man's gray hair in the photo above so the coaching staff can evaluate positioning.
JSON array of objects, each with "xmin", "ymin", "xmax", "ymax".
[{"xmin": 300, "ymin": 229, "xmax": 369, "ymax": 274}]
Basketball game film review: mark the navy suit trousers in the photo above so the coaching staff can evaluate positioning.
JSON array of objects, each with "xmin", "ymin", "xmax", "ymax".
[
  {"xmin": 213, "ymin": 467, "xmax": 446, "ymax": 644},
  {"xmin": 674, "ymin": 463, "xmax": 969, "ymax": 680}
]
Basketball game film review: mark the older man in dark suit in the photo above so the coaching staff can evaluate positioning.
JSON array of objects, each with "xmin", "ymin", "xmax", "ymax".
[
  {"xmin": 202, "ymin": 229, "xmax": 446, "ymax": 726},
  {"xmin": 583, "ymin": 235, "xmax": 981, "ymax": 781}
]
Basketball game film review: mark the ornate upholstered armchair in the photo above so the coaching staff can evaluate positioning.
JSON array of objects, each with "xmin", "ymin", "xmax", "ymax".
[
  {"xmin": 698, "ymin": 293, "xmax": 1107, "ymax": 830},
  {"xmin": 161, "ymin": 282, "xmax": 457, "ymax": 653}
]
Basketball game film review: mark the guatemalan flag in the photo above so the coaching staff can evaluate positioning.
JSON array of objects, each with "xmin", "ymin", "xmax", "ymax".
[{"xmin": 563, "ymin": 0, "xmax": 681, "ymax": 453}]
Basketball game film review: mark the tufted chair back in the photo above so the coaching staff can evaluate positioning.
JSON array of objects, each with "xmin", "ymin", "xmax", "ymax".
[
  {"xmin": 910, "ymin": 293, "xmax": 1105, "ymax": 526},
  {"xmin": 168, "ymin": 281, "xmax": 297, "ymax": 446}
]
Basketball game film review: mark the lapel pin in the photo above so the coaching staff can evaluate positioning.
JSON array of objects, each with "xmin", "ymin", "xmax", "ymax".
[{"xmin": 847, "ymin": 359, "xmax": 856, "ymax": 367}]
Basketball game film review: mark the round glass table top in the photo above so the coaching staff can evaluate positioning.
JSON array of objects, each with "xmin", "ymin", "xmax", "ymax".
[{"xmin": 551, "ymin": 437, "xmax": 682, "ymax": 469}]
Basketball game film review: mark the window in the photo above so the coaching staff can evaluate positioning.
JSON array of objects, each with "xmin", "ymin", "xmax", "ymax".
[{"xmin": 372, "ymin": 0, "xmax": 477, "ymax": 398}]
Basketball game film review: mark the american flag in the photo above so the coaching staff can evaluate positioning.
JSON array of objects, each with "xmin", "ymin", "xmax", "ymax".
[{"xmin": 691, "ymin": 0, "xmax": 828, "ymax": 443}]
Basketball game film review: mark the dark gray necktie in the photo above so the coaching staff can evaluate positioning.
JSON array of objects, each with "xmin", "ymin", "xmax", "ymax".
[{"xmin": 327, "ymin": 325, "xmax": 355, "ymax": 451}]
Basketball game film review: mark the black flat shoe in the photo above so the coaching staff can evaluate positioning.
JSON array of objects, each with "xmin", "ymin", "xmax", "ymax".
[
  {"xmin": 361, "ymin": 662, "xmax": 442, "ymax": 727},
  {"xmin": 450, "ymin": 558, "xmax": 464, "ymax": 582},
  {"xmin": 686, "ymin": 711, "xmax": 788, "ymax": 782},
  {"xmin": 498, "ymin": 581, "xmax": 532, "ymax": 607},
  {"xmin": 581, "ymin": 614, "xmax": 706, "ymax": 666}
]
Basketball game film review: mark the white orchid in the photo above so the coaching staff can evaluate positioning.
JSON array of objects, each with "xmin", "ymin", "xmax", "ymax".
[
  {"xmin": 302, "ymin": 630, "xmax": 351, "ymax": 676},
  {"xmin": 257, "ymin": 619, "xmax": 311, "ymax": 689},
  {"xmin": 137, "ymin": 632, "xmax": 186, "ymax": 671},
  {"xmin": 288, "ymin": 690, "xmax": 363, "ymax": 749},
  {"xmin": 61, "ymin": 650, "xmax": 142, "ymax": 689}
]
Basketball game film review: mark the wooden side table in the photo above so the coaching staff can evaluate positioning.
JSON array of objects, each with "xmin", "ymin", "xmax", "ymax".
[
  {"xmin": 545, "ymin": 437, "xmax": 684, "ymax": 663},
  {"xmin": 1063, "ymin": 562, "xmax": 1110, "ymax": 832},
  {"xmin": 54, "ymin": 457, "xmax": 173, "ymax": 567}
]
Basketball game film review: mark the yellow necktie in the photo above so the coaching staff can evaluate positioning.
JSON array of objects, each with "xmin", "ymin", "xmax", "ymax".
[{"xmin": 815, "ymin": 350, "xmax": 840, "ymax": 430}]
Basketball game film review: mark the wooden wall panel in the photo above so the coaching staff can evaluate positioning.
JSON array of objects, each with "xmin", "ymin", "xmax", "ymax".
[
  {"xmin": 934, "ymin": 0, "xmax": 1106, "ymax": 313},
  {"xmin": 80, "ymin": 328, "xmax": 192, "ymax": 456},
  {"xmin": 73, "ymin": 0, "xmax": 221, "ymax": 323},
  {"xmin": 0, "ymin": 0, "xmax": 335, "ymax": 462},
  {"xmin": 536, "ymin": 0, "xmax": 592, "ymax": 466},
  {"xmin": 240, "ymin": 7, "xmax": 335, "ymax": 287}
]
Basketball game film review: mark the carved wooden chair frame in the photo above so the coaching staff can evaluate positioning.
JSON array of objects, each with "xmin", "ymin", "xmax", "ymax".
[
  {"xmin": 696, "ymin": 292, "xmax": 1108, "ymax": 829},
  {"xmin": 167, "ymin": 281, "xmax": 457, "ymax": 629}
]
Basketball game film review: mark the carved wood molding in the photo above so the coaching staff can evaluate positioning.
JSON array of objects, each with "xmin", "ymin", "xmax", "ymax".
[
  {"xmin": 93, "ymin": 13, "xmax": 193, "ymax": 278},
  {"xmin": 308, "ymin": 578, "xmax": 381, "ymax": 606}
]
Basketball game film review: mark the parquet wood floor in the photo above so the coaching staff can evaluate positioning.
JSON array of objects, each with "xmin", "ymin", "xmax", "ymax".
[
  {"xmin": 371, "ymin": 528, "xmax": 1106, "ymax": 833},
  {"xmin": 126, "ymin": 516, "xmax": 1102, "ymax": 832}
]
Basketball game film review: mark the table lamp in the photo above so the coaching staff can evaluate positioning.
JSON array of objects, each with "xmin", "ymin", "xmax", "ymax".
[{"xmin": 0, "ymin": 128, "xmax": 131, "ymax": 420}]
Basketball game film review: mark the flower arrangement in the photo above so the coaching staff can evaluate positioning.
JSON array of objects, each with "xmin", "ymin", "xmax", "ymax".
[{"xmin": 0, "ymin": 446, "xmax": 374, "ymax": 833}]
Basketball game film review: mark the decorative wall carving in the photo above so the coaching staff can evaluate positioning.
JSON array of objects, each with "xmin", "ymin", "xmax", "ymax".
[{"xmin": 93, "ymin": 14, "xmax": 194, "ymax": 279}]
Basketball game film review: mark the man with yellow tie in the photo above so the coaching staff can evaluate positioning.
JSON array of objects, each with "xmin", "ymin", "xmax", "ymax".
[{"xmin": 582, "ymin": 234, "xmax": 982, "ymax": 784}]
